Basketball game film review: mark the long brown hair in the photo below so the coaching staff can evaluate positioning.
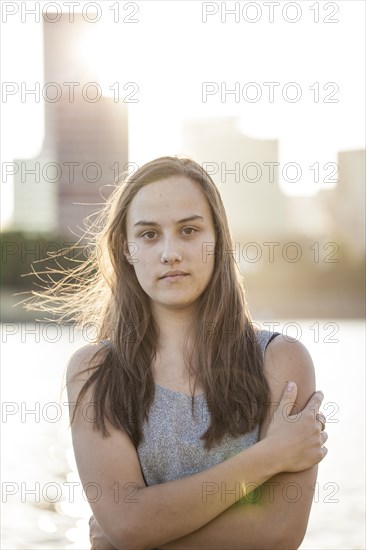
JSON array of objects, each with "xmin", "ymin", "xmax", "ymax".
[{"xmin": 24, "ymin": 156, "xmax": 269, "ymax": 450}]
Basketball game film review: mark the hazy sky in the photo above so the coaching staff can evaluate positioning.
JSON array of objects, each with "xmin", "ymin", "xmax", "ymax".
[{"xmin": 1, "ymin": 0, "xmax": 365, "ymax": 226}]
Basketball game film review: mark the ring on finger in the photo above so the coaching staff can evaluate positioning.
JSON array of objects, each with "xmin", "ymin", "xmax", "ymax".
[{"xmin": 316, "ymin": 412, "xmax": 326, "ymax": 432}]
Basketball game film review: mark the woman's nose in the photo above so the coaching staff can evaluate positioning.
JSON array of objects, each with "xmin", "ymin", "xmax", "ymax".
[{"xmin": 160, "ymin": 236, "xmax": 183, "ymax": 264}]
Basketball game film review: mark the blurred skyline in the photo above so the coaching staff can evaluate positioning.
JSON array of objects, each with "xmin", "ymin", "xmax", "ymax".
[
  {"xmin": 1, "ymin": 4, "xmax": 364, "ymax": 321},
  {"xmin": 1, "ymin": 1, "xmax": 365, "ymax": 228}
]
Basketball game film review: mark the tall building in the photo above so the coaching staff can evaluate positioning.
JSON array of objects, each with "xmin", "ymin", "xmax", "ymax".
[
  {"xmin": 181, "ymin": 117, "xmax": 290, "ymax": 240},
  {"xmin": 320, "ymin": 149, "xmax": 366, "ymax": 257},
  {"xmin": 13, "ymin": 14, "xmax": 128, "ymax": 235}
]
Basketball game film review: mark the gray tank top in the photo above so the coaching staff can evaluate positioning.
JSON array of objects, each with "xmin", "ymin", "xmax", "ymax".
[{"xmin": 100, "ymin": 329, "xmax": 280, "ymax": 486}]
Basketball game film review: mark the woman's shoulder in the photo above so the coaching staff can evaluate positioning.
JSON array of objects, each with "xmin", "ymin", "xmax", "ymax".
[
  {"xmin": 263, "ymin": 331, "xmax": 313, "ymax": 365},
  {"xmin": 255, "ymin": 327, "xmax": 311, "ymax": 361},
  {"xmin": 66, "ymin": 341, "xmax": 109, "ymax": 386}
]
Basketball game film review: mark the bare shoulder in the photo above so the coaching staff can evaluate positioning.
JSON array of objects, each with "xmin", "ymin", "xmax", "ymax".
[
  {"xmin": 263, "ymin": 334, "xmax": 316, "ymax": 406},
  {"xmin": 66, "ymin": 342, "xmax": 108, "ymax": 385},
  {"xmin": 264, "ymin": 333, "xmax": 314, "ymax": 375},
  {"xmin": 66, "ymin": 342, "xmax": 109, "ymax": 408}
]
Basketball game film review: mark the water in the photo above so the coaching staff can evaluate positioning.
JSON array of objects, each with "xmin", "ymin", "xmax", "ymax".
[{"xmin": 1, "ymin": 320, "xmax": 365, "ymax": 549}]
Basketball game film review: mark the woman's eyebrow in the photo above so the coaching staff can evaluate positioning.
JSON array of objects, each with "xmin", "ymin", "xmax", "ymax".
[{"xmin": 133, "ymin": 215, "xmax": 204, "ymax": 227}]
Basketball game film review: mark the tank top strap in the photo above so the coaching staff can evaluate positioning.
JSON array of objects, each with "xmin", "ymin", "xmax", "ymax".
[
  {"xmin": 256, "ymin": 329, "xmax": 281, "ymax": 357},
  {"xmin": 100, "ymin": 339, "xmax": 112, "ymax": 348}
]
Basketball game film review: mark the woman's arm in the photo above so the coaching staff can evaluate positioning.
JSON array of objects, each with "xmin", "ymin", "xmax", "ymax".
[
  {"xmin": 158, "ymin": 335, "xmax": 323, "ymax": 549},
  {"xmin": 68, "ymin": 341, "xmax": 325, "ymax": 550}
]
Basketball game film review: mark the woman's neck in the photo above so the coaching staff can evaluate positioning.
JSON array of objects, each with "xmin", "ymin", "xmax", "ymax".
[
  {"xmin": 151, "ymin": 302, "xmax": 197, "ymax": 352},
  {"xmin": 150, "ymin": 302, "xmax": 201, "ymax": 389}
]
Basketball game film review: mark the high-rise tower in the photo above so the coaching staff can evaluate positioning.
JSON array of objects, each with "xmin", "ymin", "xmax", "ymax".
[{"xmin": 13, "ymin": 14, "xmax": 128, "ymax": 234}]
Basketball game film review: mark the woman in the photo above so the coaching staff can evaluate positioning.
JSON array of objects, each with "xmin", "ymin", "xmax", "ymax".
[{"xmin": 64, "ymin": 156, "xmax": 327, "ymax": 549}]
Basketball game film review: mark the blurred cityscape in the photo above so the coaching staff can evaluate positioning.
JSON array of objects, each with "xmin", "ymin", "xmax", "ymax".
[{"xmin": 1, "ymin": 14, "xmax": 365, "ymax": 321}]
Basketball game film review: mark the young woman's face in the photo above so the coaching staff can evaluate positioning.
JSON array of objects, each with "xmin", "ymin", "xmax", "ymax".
[{"xmin": 125, "ymin": 176, "xmax": 216, "ymax": 311}]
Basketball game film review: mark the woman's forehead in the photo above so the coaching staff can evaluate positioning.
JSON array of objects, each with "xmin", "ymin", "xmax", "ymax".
[{"xmin": 127, "ymin": 176, "xmax": 211, "ymax": 220}]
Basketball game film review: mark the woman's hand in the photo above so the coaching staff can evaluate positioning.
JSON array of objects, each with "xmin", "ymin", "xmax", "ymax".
[
  {"xmin": 89, "ymin": 515, "xmax": 119, "ymax": 550},
  {"xmin": 265, "ymin": 382, "xmax": 328, "ymax": 473}
]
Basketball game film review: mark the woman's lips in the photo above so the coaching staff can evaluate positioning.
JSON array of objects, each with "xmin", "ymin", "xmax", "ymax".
[
  {"xmin": 159, "ymin": 270, "xmax": 188, "ymax": 279},
  {"xmin": 159, "ymin": 274, "xmax": 189, "ymax": 281}
]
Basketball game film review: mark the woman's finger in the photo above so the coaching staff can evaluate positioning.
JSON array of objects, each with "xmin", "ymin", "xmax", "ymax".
[
  {"xmin": 276, "ymin": 381, "xmax": 298, "ymax": 418},
  {"xmin": 305, "ymin": 390, "xmax": 324, "ymax": 414}
]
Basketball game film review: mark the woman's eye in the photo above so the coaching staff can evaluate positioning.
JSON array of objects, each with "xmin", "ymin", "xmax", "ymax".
[
  {"xmin": 182, "ymin": 227, "xmax": 197, "ymax": 235},
  {"xmin": 141, "ymin": 231, "xmax": 157, "ymax": 240}
]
